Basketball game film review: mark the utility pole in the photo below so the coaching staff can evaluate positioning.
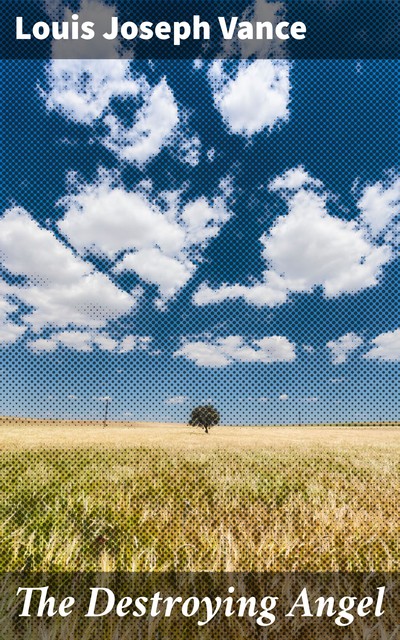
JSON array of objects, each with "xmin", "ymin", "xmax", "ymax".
[{"xmin": 103, "ymin": 397, "xmax": 111, "ymax": 428}]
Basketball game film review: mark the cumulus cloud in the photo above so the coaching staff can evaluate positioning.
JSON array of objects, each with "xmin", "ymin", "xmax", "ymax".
[
  {"xmin": 29, "ymin": 331, "xmax": 155, "ymax": 354},
  {"xmin": 44, "ymin": 54, "xmax": 179, "ymax": 164},
  {"xmin": 207, "ymin": 148, "xmax": 216, "ymax": 162},
  {"xmin": 0, "ymin": 322, "xmax": 26, "ymax": 345},
  {"xmin": 326, "ymin": 333, "xmax": 364, "ymax": 364},
  {"xmin": 269, "ymin": 165, "xmax": 323, "ymax": 192},
  {"xmin": 27, "ymin": 338, "xmax": 59, "ymax": 352},
  {"xmin": 58, "ymin": 173, "xmax": 231, "ymax": 303},
  {"xmin": 115, "ymin": 249, "xmax": 194, "ymax": 299},
  {"xmin": 173, "ymin": 135, "xmax": 201, "ymax": 167},
  {"xmin": 194, "ymin": 273, "xmax": 288, "ymax": 308},
  {"xmin": 43, "ymin": 55, "xmax": 199, "ymax": 165},
  {"xmin": 0, "ymin": 207, "xmax": 139, "ymax": 331},
  {"xmin": 103, "ymin": 78, "xmax": 179, "ymax": 164},
  {"xmin": 228, "ymin": 0, "xmax": 288, "ymax": 59},
  {"xmin": 56, "ymin": 331, "xmax": 94, "ymax": 352},
  {"xmin": 208, "ymin": 60, "xmax": 290, "ymax": 136},
  {"xmin": 357, "ymin": 176, "xmax": 400, "ymax": 238},
  {"xmin": 119, "ymin": 335, "xmax": 152, "ymax": 353},
  {"xmin": 93, "ymin": 334, "xmax": 119, "ymax": 351},
  {"xmin": 28, "ymin": 330, "xmax": 119, "ymax": 353},
  {"xmin": 194, "ymin": 169, "xmax": 392, "ymax": 308},
  {"xmin": 364, "ymin": 328, "xmax": 400, "ymax": 362},
  {"xmin": 262, "ymin": 190, "xmax": 389, "ymax": 297},
  {"xmin": 48, "ymin": 0, "xmax": 122, "ymax": 58},
  {"xmin": 44, "ymin": 59, "xmax": 139, "ymax": 124},
  {"xmin": 174, "ymin": 335, "xmax": 296, "ymax": 368},
  {"xmin": 165, "ymin": 396, "xmax": 187, "ymax": 405},
  {"xmin": 58, "ymin": 181, "xmax": 186, "ymax": 258},
  {"xmin": 0, "ymin": 297, "xmax": 26, "ymax": 345}
]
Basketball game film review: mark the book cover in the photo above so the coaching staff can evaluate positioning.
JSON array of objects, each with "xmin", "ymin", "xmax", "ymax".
[{"xmin": 1, "ymin": 1, "xmax": 399, "ymax": 638}]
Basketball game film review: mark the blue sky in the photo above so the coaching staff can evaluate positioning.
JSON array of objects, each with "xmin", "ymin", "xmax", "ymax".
[{"xmin": 1, "ymin": 17, "xmax": 400, "ymax": 424}]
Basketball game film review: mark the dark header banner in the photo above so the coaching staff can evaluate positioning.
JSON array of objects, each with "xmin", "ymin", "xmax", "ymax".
[
  {"xmin": 2, "ymin": 572, "xmax": 399, "ymax": 639},
  {"xmin": 1, "ymin": 1, "xmax": 400, "ymax": 60}
]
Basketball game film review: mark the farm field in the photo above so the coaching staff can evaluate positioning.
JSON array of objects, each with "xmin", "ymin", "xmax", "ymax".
[
  {"xmin": 0, "ymin": 418, "xmax": 399, "ymax": 573},
  {"xmin": 1, "ymin": 416, "xmax": 400, "ymax": 450}
]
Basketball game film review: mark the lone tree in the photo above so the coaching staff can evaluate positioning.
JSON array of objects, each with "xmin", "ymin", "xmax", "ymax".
[{"xmin": 189, "ymin": 405, "xmax": 220, "ymax": 434}]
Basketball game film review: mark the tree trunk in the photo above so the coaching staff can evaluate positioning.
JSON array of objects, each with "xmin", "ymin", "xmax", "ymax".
[{"xmin": 204, "ymin": 425, "xmax": 209, "ymax": 434}]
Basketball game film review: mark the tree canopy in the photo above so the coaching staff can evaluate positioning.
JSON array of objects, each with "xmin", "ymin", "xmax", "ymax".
[{"xmin": 189, "ymin": 405, "xmax": 220, "ymax": 433}]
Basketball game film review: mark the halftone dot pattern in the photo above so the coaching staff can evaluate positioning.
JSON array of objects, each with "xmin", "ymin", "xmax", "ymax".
[
  {"xmin": 1, "ymin": 51, "xmax": 400, "ymax": 640},
  {"xmin": 2, "ymin": 1, "xmax": 400, "ymax": 60},
  {"xmin": 1, "ymin": 447, "xmax": 399, "ymax": 572}
]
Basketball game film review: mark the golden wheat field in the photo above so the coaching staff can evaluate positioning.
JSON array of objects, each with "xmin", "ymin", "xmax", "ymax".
[
  {"xmin": 0, "ymin": 418, "xmax": 399, "ymax": 573},
  {"xmin": 1, "ymin": 416, "xmax": 400, "ymax": 450}
]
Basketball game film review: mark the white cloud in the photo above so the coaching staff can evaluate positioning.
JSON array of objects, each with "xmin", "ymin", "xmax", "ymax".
[
  {"xmin": 44, "ymin": 55, "xmax": 178, "ymax": 164},
  {"xmin": 364, "ymin": 329, "xmax": 400, "ymax": 362},
  {"xmin": 358, "ymin": 176, "xmax": 400, "ymax": 237},
  {"xmin": 27, "ymin": 338, "xmax": 58, "ymax": 352},
  {"xmin": 181, "ymin": 196, "xmax": 231, "ymax": 244},
  {"xmin": 119, "ymin": 335, "xmax": 152, "ymax": 353},
  {"xmin": 28, "ymin": 330, "xmax": 118, "ymax": 353},
  {"xmin": 194, "ymin": 273, "xmax": 288, "ymax": 308},
  {"xmin": 103, "ymin": 78, "xmax": 179, "ymax": 164},
  {"xmin": 194, "ymin": 173, "xmax": 391, "ymax": 308},
  {"xmin": 44, "ymin": 49, "xmax": 195, "ymax": 165},
  {"xmin": 165, "ymin": 396, "xmax": 187, "ymax": 405},
  {"xmin": 115, "ymin": 249, "xmax": 194, "ymax": 299},
  {"xmin": 0, "ymin": 321, "xmax": 26, "ymax": 345},
  {"xmin": 0, "ymin": 208, "xmax": 139, "ymax": 331},
  {"xmin": 58, "ymin": 174, "xmax": 230, "ymax": 303},
  {"xmin": 176, "ymin": 341, "xmax": 231, "ymax": 368},
  {"xmin": 174, "ymin": 335, "xmax": 296, "ymax": 368},
  {"xmin": 0, "ymin": 297, "xmax": 26, "ymax": 345},
  {"xmin": 119, "ymin": 336, "xmax": 136, "ymax": 353},
  {"xmin": 19, "ymin": 276, "xmax": 138, "ymax": 331},
  {"xmin": 93, "ymin": 335, "xmax": 119, "ymax": 351},
  {"xmin": 58, "ymin": 183, "xmax": 186, "ymax": 258},
  {"xmin": 48, "ymin": 1, "xmax": 122, "ymax": 58},
  {"xmin": 326, "ymin": 333, "xmax": 364, "ymax": 364},
  {"xmin": 56, "ymin": 331, "xmax": 93, "ymax": 352},
  {"xmin": 208, "ymin": 60, "xmax": 290, "ymax": 136},
  {"xmin": 174, "ymin": 135, "xmax": 201, "ymax": 167},
  {"xmin": 44, "ymin": 59, "xmax": 138, "ymax": 124},
  {"xmin": 207, "ymin": 148, "xmax": 216, "ymax": 162},
  {"xmin": 229, "ymin": 0, "xmax": 287, "ymax": 59},
  {"xmin": 262, "ymin": 190, "xmax": 389, "ymax": 297},
  {"xmin": 270, "ymin": 166, "xmax": 323, "ymax": 192},
  {"xmin": 279, "ymin": 393, "xmax": 288, "ymax": 401}
]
